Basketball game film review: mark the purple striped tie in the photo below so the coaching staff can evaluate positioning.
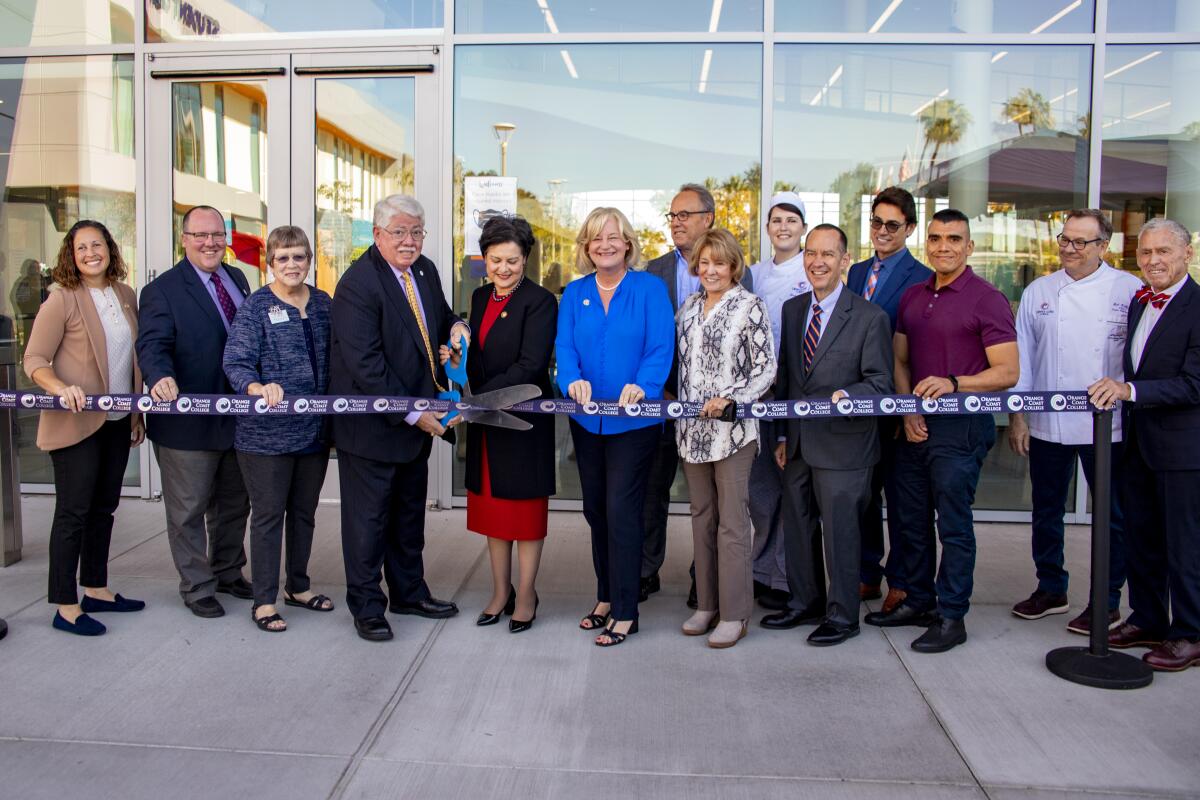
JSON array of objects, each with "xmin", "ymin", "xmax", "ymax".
[{"xmin": 803, "ymin": 304, "xmax": 823, "ymax": 370}]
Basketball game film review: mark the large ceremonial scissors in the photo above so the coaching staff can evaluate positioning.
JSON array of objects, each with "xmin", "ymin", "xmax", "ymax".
[{"xmin": 438, "ymin": 337, "xmax": 540, "ymax": 430}]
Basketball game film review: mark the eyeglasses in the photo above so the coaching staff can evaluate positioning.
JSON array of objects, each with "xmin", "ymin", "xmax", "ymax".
[
  {"xmin": 183, "ymin": 231, "xmax": 227, "ymax": 243},
  {"xmin": 381, "ymin": 227, "xmax": 426, "ymax": 241},
  {"xmin": 665, "ymin": 210, "xmax": 710, "ymax": 223},
  {"xmin": 869, "ymin": 217, "xmax": 906, "ymax": 234},
  {"xmin": 1056, "ymin": 233, "xmax": 1105, "ymax": 251},
  {"xmin": 272, "ymin": 254, "xmax": 310, "ymax": 265}
]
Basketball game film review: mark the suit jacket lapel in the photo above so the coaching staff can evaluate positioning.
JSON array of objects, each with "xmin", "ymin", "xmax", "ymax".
[
  {"xmin": 178, "ymin": 260, "xmax": 226, "ymax": 331},
  {"xmin": 870, "ymin": 251, "xmax": 913, "ymax": 312},
  {"xmin": 1125, "ymin": 299, "xmax": 1144, "ymax": 378},
  {"xmin": 804, "ymin": 290, "xmax": 852, "ymax": 380},
  {"xmin": 75, "ymin": 286, "xmax": 110, "ymax": 389},
  {"xmin": 1138, "ymin": 278, "xmax": 1196, "ymax": 373},
  {"xmin": 371, "ymin": 249, "xmax": 434, "ymax": 365}
]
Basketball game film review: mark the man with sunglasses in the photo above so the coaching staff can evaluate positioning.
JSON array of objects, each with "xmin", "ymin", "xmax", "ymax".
[
  {"xmin": 642, "ymin": 183, "xmax": 753, "ymax": 608},
  {"xmin": 1009, "ymin": 209, "xmax": 1140, "ymax": 633},
  {"xmin": 846, "ymin": 187, "xmax": 932, "ymax": 614}
]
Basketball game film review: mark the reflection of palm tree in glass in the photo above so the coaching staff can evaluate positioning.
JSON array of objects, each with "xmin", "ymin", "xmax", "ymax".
[
  {"xmin": 918, "ymin": 98, "xmax": 972, "ymax": 171},
  {"xmin": 1002, "ymin": 88, "xmax": 1053, "ymax": 136}
]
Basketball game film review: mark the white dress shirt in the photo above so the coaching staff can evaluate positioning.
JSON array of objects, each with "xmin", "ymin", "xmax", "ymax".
[
  {"xmin": 1013, "ymin": 264, "xmax": 1141, "ymax": 445},
  {"xmin": 1130, "ymin": 273, "xmax": 1188, "ymax": 376},
  {"xmin": 749, "ymin": 252, "xmax": 811, "ymax": 353},
  {"xmin": 88, "ymin": 285, "xmax": 133, "ymax": 421}
]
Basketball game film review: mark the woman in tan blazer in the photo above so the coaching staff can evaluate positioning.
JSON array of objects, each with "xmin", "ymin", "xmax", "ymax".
[{"xmin": 23, "ymin": 220, "xmax": 146, "ymax": 637}]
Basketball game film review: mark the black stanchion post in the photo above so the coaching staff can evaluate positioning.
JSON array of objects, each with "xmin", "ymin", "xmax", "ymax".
[{"xmin": 1045, "ymin": 408, "xmax": 1152, "ymax": 689}]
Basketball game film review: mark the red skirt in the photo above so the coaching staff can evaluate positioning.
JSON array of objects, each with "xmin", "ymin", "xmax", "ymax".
[{"xmin": 466, "ymin": 436, "xmax": 549, "ymax": 541}]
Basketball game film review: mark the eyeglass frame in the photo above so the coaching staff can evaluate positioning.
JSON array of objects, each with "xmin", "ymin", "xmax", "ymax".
[
  {"xmin": 379, "ymin": 227, "xmax": 427, "ymax": 241},
  {"xmin": 1055, "ymin": 233, "xmax": 1106, "ymax": 251},
  {"xmin": 182, "ymin": 231, "xmax": 228, "ymax": 243},
  {"xmin": 665, "ymin": 209, "xmax": 712, "ymax": 223},
  {"xmin": 869, "ymin": 216, "xmax": 910, "ymax": 234}
]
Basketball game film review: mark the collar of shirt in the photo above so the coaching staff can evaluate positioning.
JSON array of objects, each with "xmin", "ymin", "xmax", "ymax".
[
  {"xmin": 806, "ymin": 281, "xmax": 844, "ymax": 332},
  {"xmin": 187, "ymin": 257, "xmax": 224, "ymax": 288},
  {"xmin": 675, "ymin": 248, "xmax": 700, "ymax": 307},
  {"xmin": 1155, "ymin": 273, "xmax": 1189, "ymax": 302},
  {"xmin": 922, "ymin": 264, "xmax": 976, "ymax": 293},
  {"xmin": 875, "ymin": 247, "xmax": 909, "ymax": 271}
]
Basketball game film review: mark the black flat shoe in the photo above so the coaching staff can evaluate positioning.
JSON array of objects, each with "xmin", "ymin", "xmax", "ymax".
[
  {"xmin": 760, "ymin": 606, "xmax": 824, "ymax": 629},
  {"xmin": 595, "ymin": 619, "xmax": 638, "ymax": 647},
  {"xmin": 185, "ymin": 596, "xmax": 225, "ymax": 619},
  {"xmin": 52, "ymin": 611, "xmax": 106, "ymax": 636},
  {"xmin": 863, "ymin": 602, "xmax": 937, "ymax": 628},
  {"xmin": 807, "ymin": 621, "xmax": 860, "ymax": 646},
  {"xmin": 509, "ymin": 593, "xmax": 539, "ymax": 633},
  {"xmin": 390, "ymin": 597, "xmax": 459, "ymax": 619},
  {"xmin": 911, "ymin": 617, "xmax": 967, "ymax": 653},
  {"xmin": 477, "ymin": 584, "xmax": 516, "ymax": 626},
  {"xmin": 216, "ymin": 577, "xmax": 253, "ymax": 600},
  {"xmin": 355, "ymin": 615, "xmax": 393, "ymax": 641},
  {"xmin": 80, "ymin": 593, "xmax": 146, "ymax": 613}
]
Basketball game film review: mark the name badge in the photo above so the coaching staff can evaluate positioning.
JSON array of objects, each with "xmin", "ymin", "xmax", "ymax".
[{"xmin": 268, "ymin": 306, "xmax": 289, "ymax": 325}]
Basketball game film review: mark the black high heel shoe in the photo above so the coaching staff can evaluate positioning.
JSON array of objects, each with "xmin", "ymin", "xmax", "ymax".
[
  {"xmin": 476, "ymin": 584, "xmax": 516, "ymax": 626},
  {"xmin": 509, "ymin": 592, "xmax": 539, "ymax": 633}
]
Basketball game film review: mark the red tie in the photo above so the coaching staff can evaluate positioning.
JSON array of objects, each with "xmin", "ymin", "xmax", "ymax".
[
  {"xmin": 803, "ymin": 304, "xmax": 823, "ymax": 370},
  {"xmin": 1134, "ymin": 286, "xmax": 1169, "ymax": 310}
]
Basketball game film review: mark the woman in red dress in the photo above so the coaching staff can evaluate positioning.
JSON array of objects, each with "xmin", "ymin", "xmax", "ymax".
[{"xmin": 444, "ymin": 216, "xmax": 557, "ymax": 633}]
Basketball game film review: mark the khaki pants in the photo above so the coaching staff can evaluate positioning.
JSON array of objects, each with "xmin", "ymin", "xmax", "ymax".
[{"xmin": 683, "ymin": 444, "xmax": 756, "ymax": 621}]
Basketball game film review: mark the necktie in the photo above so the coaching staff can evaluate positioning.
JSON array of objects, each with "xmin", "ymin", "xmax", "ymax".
[
  {"xmin": 1134, "ymin": 285, "xmax": 1169, "ymax": 310},
  {"xmin": 863, "ymin": 260, "xmax": 882, "ymax": 301},
  {"xmin": 209, "ymin": 273, "xmax": 237, "ymax": 325},
  {"xmin": 803, "ymin": 303, "xmax": 823, "ymax": 371},
  {"xmin": 400, "ymin": 270, "xmax": 447, "ymax": 392}
]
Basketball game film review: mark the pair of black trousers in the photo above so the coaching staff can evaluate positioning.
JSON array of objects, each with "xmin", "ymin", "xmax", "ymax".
[
  {"xmin": 338, "ymin": 449, "xmax": 433, "ymax": 620},
  {"xmin": 859, "ymin": 419, "xmax": 907, "ymax": 589},
  {"xmin": 237, "ymin": 449, "xmax": 330, "ymax": 608},
  {"xmin": 640, "ymin": 419, "xmax": 678, "ymax": 579},
  {"xmin": 47, "ymin": 419, "xmax": 132, "ymax": 604},
  {"xmin": 571, "ymin": 420, "xmax": 659, "ymax": 621}
]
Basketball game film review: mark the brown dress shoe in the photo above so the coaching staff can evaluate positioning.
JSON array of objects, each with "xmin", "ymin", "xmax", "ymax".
[
  {"xmin": 1143, "ymin": 639, "xmax": 1200, "ymax": 672},
  {"xmin": 1107, "ymin": 621, "xmax": 1164, "ymax": 649},
  {"xmin": 860, "ymin": 583, "xmax": 882, "ymax": 601},
  {"xmin": 1066, "ymin": 606, "xmax": 1120, "ymax": 636},
  {"xmin": 881, "ymin": 588, "xmax": 907, "ymax": 615}
]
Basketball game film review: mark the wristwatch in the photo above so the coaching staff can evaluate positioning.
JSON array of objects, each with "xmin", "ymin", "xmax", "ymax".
[{"xmin": 948, "ymin": 374, "xmax": 959, "ymax": 392}]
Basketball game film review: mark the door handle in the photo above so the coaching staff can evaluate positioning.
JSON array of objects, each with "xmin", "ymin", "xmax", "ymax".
[
  {"xmin": 149, "ymin": 67, "xmax": 287, "ymax": 79},
  {"xmin": 292, "ymin": 65, "xmax": 434, "ymax": 76}
]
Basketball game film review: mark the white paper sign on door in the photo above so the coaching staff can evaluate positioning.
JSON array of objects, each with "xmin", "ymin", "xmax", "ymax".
[{"xmin": 464, "ymin": 176, "xmax": 518, "ymax": 256}]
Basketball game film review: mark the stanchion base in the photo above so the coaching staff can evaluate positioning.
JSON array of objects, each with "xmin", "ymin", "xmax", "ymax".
[{"xmin": 1046, "ymin": 646, "xmax": 1153, "ymax": 690}]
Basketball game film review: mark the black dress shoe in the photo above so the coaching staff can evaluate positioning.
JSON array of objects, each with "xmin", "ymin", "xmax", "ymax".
[
  {"xmin": 509, "ymin": 593, "xmax": 539, "ymax": 634},
  {"xmin": 638, "ymin": 574, "xmax": 661, "ymax": 603},
  {"xmin": 686, "ymin": 579, "xmax": 698, "ymax": 610},
  {"xmin": 355, "ymin": 616, "xmax": 394, "ymax": 642},
  {"xmin": 864, "ymin": 602, "xmax": 937, "ymax": 628},
  {"xmin": 81, "ymin": 593, "xmax": 146, "ymax": 613},
  {"xmin": 216, "ymin": 577, "xmax": 253, "ymax": 600},
  {"xmin": 911, "ymin": 617, "xmax": 967, "ymax": 653},
  {"xmin": 476, "ymin": 584, "xmax": 516, "ymax": 626},
  {"xmin": 760, "ymin": 606, "xmax": 824, "ymax": 629},
  {"xmin": 185, "ymin": 596, "xmax": 225, "ymax": 618},
  {"xmin": 807, "ymin": 621, "xmax": 860, "ymax": 646},
  {"xmin": 757, "ymin": 588, "xmax": 792, "ymax": 611},
  {"xmin": 0, "ymin": 617, "xmax": 7, "ymax": 641},
  {"xmin": 390, "ymin": 597, "xmax": 459, "ymax": 619}
]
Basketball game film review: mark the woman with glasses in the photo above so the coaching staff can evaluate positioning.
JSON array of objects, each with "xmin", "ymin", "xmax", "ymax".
[
  {"xmin": 557, "ymin": 207, "xmax": 674, "ymax": 647},
  {"xmin": 223, "ymin": 226, "xmax": 334, "ymax": 632},
  {"xmin": 24, "ymin": 220, "xmax": 146, "ymax": 636}
]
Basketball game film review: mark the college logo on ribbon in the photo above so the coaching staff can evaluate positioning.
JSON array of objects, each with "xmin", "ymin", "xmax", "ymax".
[
  {"xmin": 921, "ymin": 398, "xmax": 939, "ymax": 414},
  {"xmin": 373, "ymin": 398, "xmax": 390, "ymax": 412},
  {"xmin": 1051, "ymin": 394, "xmax": 1067, "ymax": 411},
  {"xmin": 413, "ymin": 399, "xmax": 430, "ymax": 411},
  {"xmin": 293, "ymin": 398, "xmax": 310, "ymax": 414},
  {"xmin": 20, "ymin": 394, "xmax": 36, "ymax": 408},
  {"xmin": 625, "ymin": 403, "xmax": 642, "ymax": 417},
  {"xmin": 97, "ymin": 395, "xmax": 114, "ymax": 411},
  {"xmin": 583, "ymin": 401, "xmax": 599, "ymax": 415},
  {"xmin": 1007, "ymin": 394, "xmax": 1024, "ymax": 412},
  {"xmin": 751, "ymin": 402, "xmax": 768, "ymax": 418},
  {"xmin": 333, "ymin": 398, "xmax": 349, "ymax": 413},
  {"xmin": 176, "ymin": 397, "xmax": 193, "ymax": 413},
  {"xmin": 793, "ymin": 401, "xmax": 811, "ymax": 416},
  {"xmin": 964, "ymin": 395, "xmax": 981, "ymax": 413},
  {"xmin": 667, "ymin": 402, "xmax": 684, "ymax": 418},
  {"xmin": 540, "ymin": 400, "xmax": 557, "ymax": 413},
  {"xmin": 137, "ymin": 396, "xmax": 154, "ymax": 412},
  {"xmin": 836, "ymin": 398, "xmax": 854, "ymax": 415},
  {"xmin": 216, "ymin": 397, "xmax": 232, "ymax": 414},
  {"xmin": 879, "ymin": 397, "xmax": 896, "ymax": 414},
  {"xmin": 255, "ymin": 398, "xmax": 270, "ymax": 413}
]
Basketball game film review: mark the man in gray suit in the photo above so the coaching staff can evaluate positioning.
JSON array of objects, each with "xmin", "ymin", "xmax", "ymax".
[
  {"xmin": 761, "ymin": 224, "xmax": 893, "ymax": 645},
  {"xmin": 642, "ymin": 183, "xmax": 753, "ymax": 607}
]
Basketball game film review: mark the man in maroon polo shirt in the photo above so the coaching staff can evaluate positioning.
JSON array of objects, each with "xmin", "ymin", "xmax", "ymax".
[{"xmin": 864, "ymin": 208, "xmax": 1018, "ymax": 653}]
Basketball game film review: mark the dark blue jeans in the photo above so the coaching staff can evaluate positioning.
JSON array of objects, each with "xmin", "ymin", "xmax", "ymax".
[
  {"xmin": 892, "ymin": 415, "xmax": 995, "ymax": 620},
  {"xmin": 1029, "ymin": 436, "xmax": 1125, "ymax": 610}
]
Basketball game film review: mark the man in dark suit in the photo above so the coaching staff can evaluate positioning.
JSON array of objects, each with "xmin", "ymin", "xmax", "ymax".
[
  {"xmin": 136, "ymin": 205, "xmax": 252, "ymax": 618},
  {"xmin": 846, "ymin": 187, "xmax": 932, "ymax": 612},
  {"xmin": 642, "ymin": 183, "xmax": 753, "ymax": 607},
  {"xmin": 1089, "ymin": 217, "xmax": 1200, "ymax": 673},
  {"xmin": 330, "ymin": 194, "xmax": 470, "ymax": 642},
  {"xmin": 761, "ymin": 224, "xmax": 893, "ymax": 645}
]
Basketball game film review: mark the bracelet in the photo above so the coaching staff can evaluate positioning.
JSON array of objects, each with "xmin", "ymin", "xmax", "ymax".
[{"xmin": 948, "ymin": 374, "xmax": 959, "ymax": 392}]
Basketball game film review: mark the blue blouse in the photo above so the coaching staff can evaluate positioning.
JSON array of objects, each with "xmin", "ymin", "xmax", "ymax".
[
  {"xmin": 555, "ymin": 270, "xmax": 675, "ymax": 435},
  {"xmin": 223, "ymin": 286, "xmax": 332, "ymax": 455}
]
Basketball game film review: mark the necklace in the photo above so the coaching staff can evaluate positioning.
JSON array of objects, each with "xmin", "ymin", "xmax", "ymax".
[
  {"xmin": 595, "ymin": 270, "xmax": 626, "ymax": 292},
  {"xmin": 492, "ymin": 275, "xmax": 523, "ymax": 302}
]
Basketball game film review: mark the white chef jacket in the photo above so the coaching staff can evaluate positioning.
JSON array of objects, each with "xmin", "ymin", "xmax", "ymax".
[
  {"xmin": 1013, "ymin": 264, "xmax": 1141, "ymax": 445},
  {"xmin": 749, "ymin": 252, "xmax": 811, "ymax": 354}
]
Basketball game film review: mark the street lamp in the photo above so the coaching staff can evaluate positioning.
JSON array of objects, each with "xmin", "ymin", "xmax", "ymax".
[
  {"xmin": 548, "ymin": 178, "xmax": 566, "ymax": 261},
  {"xmin": 493, "ymin": 122, "xmax": 516, "ymax": 176}
]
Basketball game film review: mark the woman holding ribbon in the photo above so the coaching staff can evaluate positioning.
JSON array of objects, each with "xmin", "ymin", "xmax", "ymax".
[
  {"xmin": 24, "ymin": 220, "xmax": 145, "ymax": 636},
  {"xmin": 556, "ymin": 207, "xmax": 674, "ymax": 647},
  {"xmin": 223, "ymin": 226, "xmax": 334, "ymax": 632},
  {"xmin": 441, "ymin": 216, "xmax": 556, "ymax": 633}
]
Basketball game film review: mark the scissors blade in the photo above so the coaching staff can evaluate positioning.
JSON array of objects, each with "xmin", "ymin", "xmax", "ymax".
[
  {"xmin": 461, "ymin": 408, "xmax": 533, "ymax": 431},
  {"xmin": 464, "ymin": 383, "xmax": 542, "ymax": 411}
]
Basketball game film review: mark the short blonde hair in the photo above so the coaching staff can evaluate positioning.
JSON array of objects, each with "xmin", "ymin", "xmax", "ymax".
[
  {"xmin": 266, "ymin": 225, "xmax": 312, "ymax": 265},
  {"xmin": 689, "ymin": 228, "xmax": 746, "ymax": 283},
  {"xmin": 574, "ymin": 207, "xmax": 642, "ymax": 273}
]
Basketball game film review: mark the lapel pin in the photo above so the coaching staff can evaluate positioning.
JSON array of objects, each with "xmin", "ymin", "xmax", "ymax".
[
  {"xmin": 583, "ymin": 298, "xmax": 590, "ymax": 306},
  {"xmin": 419, "ymin": 270, "xmax": 424, "ymax": 277},
  {"xmin": 500, "ymin": 311, "xmax": 508, "ymax": 318}
]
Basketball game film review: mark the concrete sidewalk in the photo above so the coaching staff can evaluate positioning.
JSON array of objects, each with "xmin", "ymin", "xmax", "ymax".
[{"xmin": 0, "ymin": 496, "xmax": 1197, "ymax": 800}]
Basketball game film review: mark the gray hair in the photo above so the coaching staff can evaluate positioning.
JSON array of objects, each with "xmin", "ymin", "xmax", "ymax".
[
  {"xmin": 373, "ymin": 194, "xmax": 425, "ymax": 228},
  {"xmin": 1138, "ymin": 217, "xmax": 1192, "ymax": 248},
  {"xmin": 677, "ymin": 182, "xmax": 715, "ymax": 215}
]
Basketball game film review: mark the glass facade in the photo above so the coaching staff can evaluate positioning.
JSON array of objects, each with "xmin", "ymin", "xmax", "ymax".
[{"xmin": 0, "ymin": 2, "xmax": 1192, "ymax": 515}]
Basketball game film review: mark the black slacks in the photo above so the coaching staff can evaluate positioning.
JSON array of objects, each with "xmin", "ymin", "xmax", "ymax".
[
  {"xmin": 48, "ymin": 419, "xmax": 132, "ymax": 604},
  {"xmin": 571, "ymin": 420, "xmax": 659, "ymax": 622},
  {"xmin": 338, "ymin": 448, "xmax": 432, "ymax": 620}
]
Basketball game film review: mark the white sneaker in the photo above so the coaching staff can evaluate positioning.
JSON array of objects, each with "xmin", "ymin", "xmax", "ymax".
[
  {"xmin": 708, "ymin": 619, "xmax": 747, "ymax": 648},
  {"xmin": 682, "ymin": 610, "xmax": 718, "ymax": 636}
]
